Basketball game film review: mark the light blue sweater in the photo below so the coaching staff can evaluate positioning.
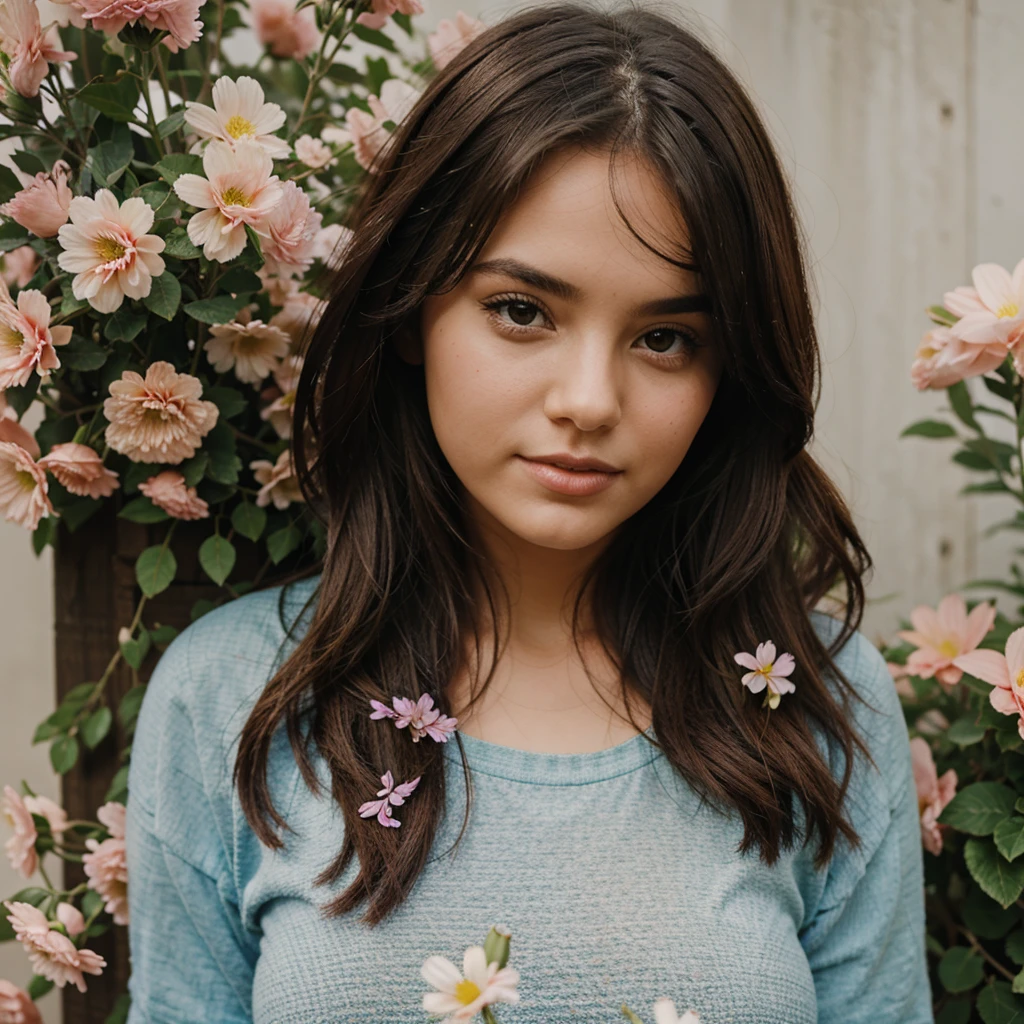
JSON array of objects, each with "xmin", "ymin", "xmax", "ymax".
[{"xmin": 124, "ymin": 573, "xmax": 934, "ymax": 1023}]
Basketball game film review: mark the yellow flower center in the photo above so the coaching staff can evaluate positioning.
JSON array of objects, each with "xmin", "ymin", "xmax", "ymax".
[
  {"xmin": 760, "ymin": 663, "xmax": 773, "ymax": 675},
  {"xmin": 95, "ymin": 236, "xmax": 126, "ymax": 262},
  {"xmin": 1017, "ymin": 667, "xmax": 1024, "ymax": 689},
  {"xmin": 16, "ymin": 469, "xmax": 36, "ymax": 492},
  {"xmin": 221, "ymin": 186, "xmax": 251, "ymax": 207},
  {"xmin": 454, "ymin": 979, "xmax": 482, "ymax": 1005},
  {"xmin": 225, "ymin": 114, "xmax": 256, "ymax": 139},
  {"xmin": 938, "ymin": 639, "xmax": 959, "ymax": 658},
  {"xmin": 997, "ymin": 301, "xmax": 1020, "ymax": 319},
  {"xmin": 0, "ymin": 322, "xmax": 23, "ymax": 350}
]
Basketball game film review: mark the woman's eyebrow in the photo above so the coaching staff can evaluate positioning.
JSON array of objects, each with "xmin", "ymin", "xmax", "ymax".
[{"xmin": 469, "ymin": 257, "xmax": 711, "ymax": 315}]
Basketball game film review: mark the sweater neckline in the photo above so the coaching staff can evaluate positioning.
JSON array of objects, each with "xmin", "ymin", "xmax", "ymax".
[{"xmin": 442, "ymin": 725, "xmax": 661, "ymax": 785}]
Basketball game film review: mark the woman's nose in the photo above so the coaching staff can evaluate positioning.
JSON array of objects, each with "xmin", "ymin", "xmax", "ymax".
[{"xmin": 542, "ymin": 336, "xmax": 622, "ymax": 432}]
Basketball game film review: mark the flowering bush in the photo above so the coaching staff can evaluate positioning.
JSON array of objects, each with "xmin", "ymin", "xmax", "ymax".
[
  {"xmin": 885, "ymin": 259, "xmax": 1024, "ymax": 1020},
  {"xmin": 0, "ymin": 0, "xmax": 486, "ymax": 1014}
]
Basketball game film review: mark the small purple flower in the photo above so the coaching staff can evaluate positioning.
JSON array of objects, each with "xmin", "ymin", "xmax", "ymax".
[
  {"xmin": 358, "ymin": 770, "xmax": 422, "ymax": 828},
  {"xmin": 369, "ymin": 694, "xmax": 458, "ymax": 743}
]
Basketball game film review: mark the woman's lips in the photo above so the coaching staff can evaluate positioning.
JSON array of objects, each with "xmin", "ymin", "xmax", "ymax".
[{"xmin": 516, "ymin": 455, "xmax": 622, "ymax": 496}]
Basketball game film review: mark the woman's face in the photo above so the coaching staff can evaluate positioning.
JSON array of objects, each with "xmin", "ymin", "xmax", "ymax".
[{"xmin": 411, "ymin": 146, "xmax": 724, "ymax": 555}]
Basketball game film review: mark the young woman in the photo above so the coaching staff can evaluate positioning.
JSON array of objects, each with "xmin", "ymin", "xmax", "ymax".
[{"xmin": 124, "ymin": 3, "xmax": 933, "ymax": 1022}]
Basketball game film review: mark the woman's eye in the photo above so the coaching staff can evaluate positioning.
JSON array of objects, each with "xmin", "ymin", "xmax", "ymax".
[
  {"xmin": 636, "ymin": 327, "xmax": 702, "ymax": 360},
  {"xmin": 483, "ymin": 297, "xmax": 547, "ymax": 330}
]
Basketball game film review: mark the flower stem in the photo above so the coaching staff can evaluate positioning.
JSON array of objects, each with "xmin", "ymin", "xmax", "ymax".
[{"xmin": 620, "ymin": 1006, "xmax": 645, "ymax": 1024}]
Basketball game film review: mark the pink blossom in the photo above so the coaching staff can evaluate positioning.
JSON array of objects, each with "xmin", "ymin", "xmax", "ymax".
[
  {"xmin": 205, "ymin": 315, "xmax": 290, "ymax": 384},
  {"xmin": 54, "ymin": 902, "xmax": 85, "ymax": 938},
  {"xmin": 269, "ymin": 289, "xmax": 323, "ymax": 352},
  {"xmin": 258, "ymin": 354, "xmax": 302, "ymax": 438},
  {"xmin": 421, "ymin": 943, "xmax": 520, "ymax": 1020},
  {"xmin": 733, "ymin": 640, "xmax": 796, "ymax": 709},
  {"xmin": 249, "ymin": 0, "xmax": 317, "ymax": 59},
  {"xmin": 138, "ymin": 469, "xmax": 209, "ymax": 520},
  {"xmin": 369, "ymin": 694, "xmax": 458, "ymax": 743},
  {"xmin": 260, "ymin": 180, "xmax": 322, "ymax": 277},
  {"xmin": 356, "ymin": 0, "xmax": 422, "ymax": 30},
  {"xmin": 37, "ymin": 442, "xmax": 119, "ymax": 499},
  {"xmin": 1, "ymin": 158, "xmax": 72, "ymax": 237},
  {"xmin": 312, "ymin": 222, "xmax": 352, "ymax": 269},
  {"xmin": 344, "ymin": 79, "xmax": 422, "ymax": 172},
  {"xmin": 23, "ymin": 794, "xmax": 67, "ymax": 836},
  {"xmin": 184, "ymin": 75, "xmax": 289, "ymax": 159},
  {"xmin": 909, "ymin": 737, "xmax": 957, "ymax": 856},
  {"xmin": 0, "ymin": 246, "xmax": 38, "ymax": 288},
  {"xmin": 2, "ymin": 785, "xmax": 38, "ymax": 879},
  {"xmin": 952, "ymin": 626, "xmax": 1024, "ymax": 741},
  {"xmin": 897, "ymin": 593, "xmax": 996, "ymax": 689},
  {"xmin": 910, "ymin": 324, "xmax": 1007, "ymax": 390},
  {"xmin": 294, "ymin": 134, "xmax": 334, "ymax": 169},
  {"xmin": 0, "ymin": 0, "xmax": 75, "ymax": 98},
  {"xmin": 250, "ymin": 448, "xmax": 303, "ymax": 509},
  {"xmin": 944, "ymin": 260, "xmax": 1024, "ymax": 349},
  {"xmin": 358, "ymin": 770, "xmax": 421, "ymax": 828},
  {"xmin": 0, "ymin": 979, "xmax": 43, "ymax": 1024},
  {"xmin": 0, "ymin": 276, "xmax": 72, "ymax": 389},
  {"xmin": 82, "ymin": 802, "xmax": 128, "ymax": 926},
  {"xmin": 71, "ymin": 0, "xmax": 204, "ymax": 50},
  {"xmin": 0, "ymin": 441, "xmax": 55, "ymax": 530},
  {"xmin": 2, "ymin": 901, "xmax": 106, "ymax": 992},
  {"xmin": 427, "ymin": 11, "xmax": 485, "ymax": 70},
  {"xmin": 0, "ymin": 392, "xmax": 38, "ymax": 457}
]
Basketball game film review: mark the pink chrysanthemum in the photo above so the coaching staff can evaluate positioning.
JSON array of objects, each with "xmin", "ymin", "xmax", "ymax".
[
  {"xmin": 260, "ymin": 181, "xmax": 322, "ymax": 278},
  {"xmin": 734, "ymin": 640, "xmax": 796, "ymax": 709},
  {"xmin": 369, "ymin": 694, "xmax": 458, "ymax": 743},
  {"xmin": 250, "ymin": 448, "xmax": 303, "ymax": 509},
  {"xmin": 37, "ymin": 442, "xmax": 119, "ymax": 499},
  {"xmin": 0, "ymin": 440, "xmax": 55, "ymax": 530},
  {"xmin": 82, "ymin": 802, "xmax": 128, "ymax": 926},
  {"xmin": 258, "ymin": 354, "xmax": 302, "ymax": 439},
  {"xmin": 0, "ymin": 0, "xmax": 75, "ymax": 98},
  {"xmin": 138, "ymin": 469, "xmax": 209, "ymax": 520},
  {"xmin": 427, "ymin": 11, "xmax": 485, "ymax": 70},
  {"xmin": 3, "ymin": 901, "xmax": 106, "ymax": 992},
  {"xmin": 70, "ymin": 0, "xmax": 203, "ymax": 50},
  {"xmin": 2, "ymin": 785, "xmax": 37, "ymax": 879},
  {"xmin": 0, "ymin": 977, "xmax": 43, "ymax": 1023},
  {"xmin": 205, "ymin": 314, "xmax": 290, "ymax": 385},
  {"xmin": 356, "ymin": 0, "xmax": 423, "ymax": 30},
  {"xmin": 1, "ymin": 158, "xmax": 72, "ymax": 237},
  {"xmin": 248, "ymin": 0, "xmax": 318, "ymax": 58},
  {"xmin": 0, "ymin": 276, "xmax": 72, "ymax": 389}
]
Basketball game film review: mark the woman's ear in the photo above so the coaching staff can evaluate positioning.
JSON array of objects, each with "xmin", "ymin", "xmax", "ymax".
[{"xmin": 392, "ymin": 324, "xmax": 424, "ymax": 365}]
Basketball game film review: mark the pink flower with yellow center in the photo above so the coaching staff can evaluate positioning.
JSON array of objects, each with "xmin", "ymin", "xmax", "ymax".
[
  {"xmin": 260, "ymin": 180, "xmax": 322, "ymax": 277},
  {"xmin": 250, "ymin": 447, "xmax": 303, "ymax": 509},
  {"xmin": 910, "ymin": 324, "xmax": 1007, "ymax": 391},
  {"xmin": 420, "ymin": 943, "xmax": 520, "ymax": 1021},
  {"xmin": 3, "ymin": 901, "xmax": 106, "ymax": 992},
  {"xmin": 427, "ymin": 10, "xmax": 485, "ymax": 70},
  {"xmin": 909, "ymin": 737, "xmax": 957, "ymax": 856},
  {"xmin": 37, "ymin": 442, "xmax": 119, "ymax": 499},
  {"xmin": 138, "ymin": 468, "xmax": 209, "ymax": 520},
  {"xmin": 205, "ymin": 313, "xmax": 290, "ymax": 385},
  {"xmin": 0, "ymin": 0, "xmax": 75, "ymax": 98},
  {"xmin": 952, "ymin": 626, "xmax": 1024, "ymax": 737},
  {"xmin": 258, "ymin": 354, "xmax": 302, "ymax": 438},
  {"xmin": 173, "ymin": 138, "xmax": 283, "ymax": 263},
  {"xmin": 1, "ymin": 157, "xmax": 72, "ymax": 237},
  {"xmin": 56, "ymin": 190, "xmax": 166, "ymax": 314},
  {"xmin": 0, "ymin": 440, "xmax": 55, "ymax": 530},
  {"xmin": 0, "ymin": 392, "xmax": 37, "ymax": 455},
  {"xmin": 897, "ymin": 593, "xmax": 996, "ymax": 689},
  {"xmin": 184, "ymin": 75, "xmax": 289, "ymax": 158},
  {"xmin": 103, "ymin": 361, "xmax": 219, "ymax": 464},
  {"xmin": 733, "ymin": 640, "xmax": 796, "ymax": 709},
  {"xmin": 0, "ymin": 277, "xmax": 72, "ymax": 389},
  {"xmin": 945, "ymin": 259, "xmax": 1024, "ymax": 349}
]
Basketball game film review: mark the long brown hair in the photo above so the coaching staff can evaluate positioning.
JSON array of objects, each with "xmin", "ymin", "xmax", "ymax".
[{"xmin": 234, "ymin": 0, "xmax": 876, "ymax": 926}]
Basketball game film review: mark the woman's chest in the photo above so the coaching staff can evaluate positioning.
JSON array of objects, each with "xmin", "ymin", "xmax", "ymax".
[{"xmin": 246, "ymin": 762, "xmax": 820, "ymax": 1023}]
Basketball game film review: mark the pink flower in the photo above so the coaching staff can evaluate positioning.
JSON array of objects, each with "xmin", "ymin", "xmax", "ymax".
[
  {"xmin": 952, "ymin": 626, "xmax": 1024, "ymax": 739},
  {"xmin": 312, "ymin": 222, "xmax": 352, "ymax": 270},
  {"xmin": 0, "ymin": 245, "xmax": 37, "ymax": 288},
  {"xmin": 205, "ymin": 314, "xmax": 290, "ymax": 385},
  {"xmin": 1, "ymin": 158, "xmax": 72, "ymax": 237},
  {"xmin": 427, "ymin": 10, "xmax": 485, "ymax": 70},
  {"xmin": 54, "ymin": 902, "xmax": 85, "ymax": 938},
  {"xmin": 0, "ymin": 978, "xmax": 43, "ymax": 1024},
  {"xmin": 103, "ymin": 361, "xmax": 219, "ymax": 464},
  {"xmin": 0, "ymin": 0, "xmax": 75, "ymax": 98},
  {"xmin": 71, "ymin": 0, "xmax": 203, "ymax": 50},
  {"xmin": 23, "ymin": 794, "xmax": 67, "ymax": 836},
  {"xmin": 184, "ymin": 75, "xmax": 289, "ymax": 159},
  {"xmin": 250, "ymin": 448, "xmax": 303, "ymax": 509},
  {"xmin": 0, "ymin": 393, "xmax": 37, "ymax": 457},
  {"xmin": 0, "ymin": 441, "xmax": 55, "ymax": 530},
  {"xmin": 420, "ymin": 944, "xmax": 520, "ymax": 1020},
  {"xmin": 82, "ymin": 802, "xmax": 127, "ymax": 926},
  {"xmin": 261, "ymin": 181, "xmax": 322, "ymax": 278},
  {"xmin": 173, "ymin": 139, "xmax": 283, "ymax": 263},
  {"xmin": 344, "ymin": 78, "xmax": 421, "ymax": 172},
  {"xmin": 294, "ymin": 134, "xmax": 334, "ymax": 169},
  {"xmin": 369, "ymin": 694, "xmax": 458, "ymax": 743},
  {"xmin": 258, "ymin": 354, "xmax": 302, "ymax": 438},
  {"xmin": 269, "ymin": 289, "xmax": 323, "ymax": 352},
  {"xmin": 910, "ymin": 324, "xmax": 1007, "ymax": 390},
  {"xmin": 2, "ymin": 785, "xmax": 38, "ymax": 879},
  {"xmin": 0, "ymin": 277, "xmax": 72, "ymax": 389},
  {"xmin": 356, "ymin": 0, "xmax": 422, "ymax": 30},
  {"xmin": 56, "ymin": 190, "xmax": 166, "ymax": 314},
  {"xmin": 945, "ymin": 260, "xmax": 1024, "ymax": 349},
  {"xmin": 249, "ymin": 0, "xmax": 317, "ymax": 59},
  {"xmin": 733, "ymin": 640, "xmax": 796, "ymax": 709},
  {"xmin": 2, "ymin": 901, "xmax": 106, "ymax": 992},
  {"xmin": 37, "ymin": 442, "xmax": 119, "ymax": 499},
  {"xmin": 897, "ymin": 593, "xmax": 996, "ymax": 689},
  {"xmin": 138, "ymin": 469, "xmax": 209, "ymax": 520},
  {"xmin": 358, "ymin": 770, "xmax": 421, "ymax": 828},
  {"xmin": 909, "ymin": 737, "xmax": 957, "ymax": 856}
]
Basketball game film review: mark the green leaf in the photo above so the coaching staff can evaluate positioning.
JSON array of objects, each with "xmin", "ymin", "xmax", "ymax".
[
  {"xmin": 86, "ymin": 137, "xmax": 135, "ymax": 187},
  {"xmin": 79, "ymin": 78, "xmax": 140, "ymax": 122},
  {"xmin": 948, "ymin": 379, "xmax": 980, "ymax": 431},
  {"xmin": 939, "ymin": 946, "xmax": 985, "ymax": 993},
  {"xmin": 60, "ymin": 334, "xmax": 109, "ymax": 371},
  {"xmin": 947, "ymin": 715, "xmax": 988, "ymax": 746},
  {"xmin": 163, "ymin": 226, "xmax": 201, "ymax": 259},
  {"xmin": 232, "ymin": 501, "xmax": 266, "ymax": 542},
  {"xmin": 119, "ymin": 626, "xmax": 151, "ymax": 669},
  {"xmin": 996, "ymin": 818, "xmax": 1024, "ymax": 861},
  {"xmin": 135, "ymin": 543, "xmax": 177, "ymax": 597},
  {"xmin": 1007, "ymin": 929, "xmax": 1024, "ymax": 966},
  {"xmin": 267, "ymin": 524, "xmax": 301, "ymax": 564},
  {"xmin": 1016, "ymin": 970, "xmax": 1024, "ymax": 996},
  {"xmin": 928, "ymin": 304, "xmax": 958, "ymax": 327},
  {"xmin": 936, "ymin": 999, "xmax": 971, "ymax": 1024},
  {"xmin": 978, "ymin": 981, "xmax": 1024, "ymax": 1023},
  {"xmin": 199, "ymin": 534, "xmax": 236, "ymax": 586},
  {"xmin": 0, "ymin": 219, "xmax": 31, "ymax": 253},
  {"xmin": 940, "ymin": 782, "xmax": 1018, "ymax": 835},
  {"xmin": 118, "ymin": 684, "xmax": 147, "ymax": 729},
  {"xmin": 183, "ymin": 294, "xmax": 248, "ymax": 325},
  {"xmin": 117, "ymin": 495, "xmax": 170, "ymax": 523},
  {"xmin": 351, "ymin": 21, "xmax": 398, "ymax": 50},
  {"xmin": 10, "ymin": 149, "xmax": 46, "ymax": 175},
  {"xmin": 0, "ymin": 162, "xmax": 24, "ymax": 203},
  {"xmin": 966, "ymin": 837, "xmax": 1024, "ymax": 908},
  {"xmin": 900, "ymin": 418, "xmax": 957, "ymax": 439},
  {"xmin": 203, "ymin": 421, "xmax": 241, "ymax": 484},
  {"xmin": 104, "ymin": 763, "xmax": 129, "ymax": 804},
  {"xmin": 205, "ymin": 385, "xmax": 248, "ymax": 420},
  {"xmin": 179, "ymin": 451, "xmax": 209, "ymax": 488},
  {"xmin": 26, "ymin": 975, "xmax": 54, "ymax": 1001},
  {"xmin": 985, "ymin": 375, "xmax": 1016, "ymax": 402},
  {"xmin": 104, "ymin": 993, "xmax": 132, "ymax": 1024},
  {"xmin": 50, "ymin": 734, "xmax": 80, "ymax": 774},
  {"xmin": 103, "ymin": 306, "xmax": 148, "ymax": 342},
  {"xmin": 963, "ymin": 883, "xmax": 1020, "ymax": 938},
  {"xmin": 149, "ymin": 624, "xmax": 178, "ymax": 647},
  {"xmin": 81, "ymin": 706, "xmax": 113, "ymax": 749},
  {"xmin": 217, "ymin": 266, "xmax": 262, "ymax": 294},
  {"xmin": 155, "ymin": 153, "xmax": 204, "ymax": 185},
  {"xmin": 143, "ymin": 272, "xmax": 181, "ymax": 320},
  {"xmin": 156, "ymin": 108, "xmax": 186, "ymax": 138}
]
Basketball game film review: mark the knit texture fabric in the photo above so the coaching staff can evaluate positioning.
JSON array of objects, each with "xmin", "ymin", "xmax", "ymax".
[{"xmin": 125, "ymin": 574, "xmax": 934, "ymax": 1023}]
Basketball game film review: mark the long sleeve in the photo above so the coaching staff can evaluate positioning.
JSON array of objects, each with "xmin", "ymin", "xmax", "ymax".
[
  {"xmin": 124, "ymin": 625, "xmax": 260, "ymax": 1024},
  {"xmin": 799, "ymin": 623, "xmax": 934, "ymax": 1023}
]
